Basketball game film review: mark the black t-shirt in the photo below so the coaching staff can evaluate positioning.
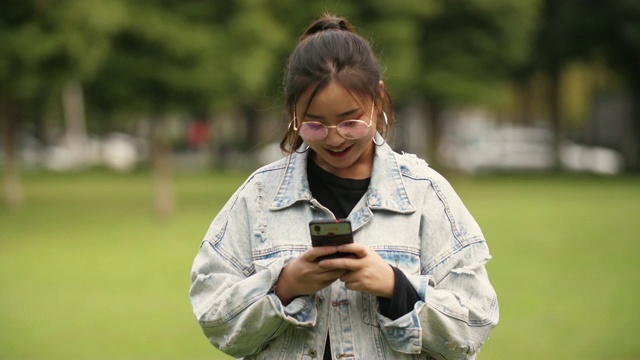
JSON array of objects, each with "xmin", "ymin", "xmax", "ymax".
[
  {"xmin": 307, "ymin": 159, "xmax": 421, "ymax": 359},
  {"xmin": 307, "ymin": 159, "xmax": 370, "ymax": 219}
]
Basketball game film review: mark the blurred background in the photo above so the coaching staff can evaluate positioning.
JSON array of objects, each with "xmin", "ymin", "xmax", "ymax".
[{"xmin": 1, "ymin": 0, "xmax": 639, "ymax": 359}]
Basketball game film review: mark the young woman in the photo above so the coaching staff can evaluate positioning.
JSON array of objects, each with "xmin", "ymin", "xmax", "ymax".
[{"xmin": 190, "ymin": 14, "xmax": 498, "ymax": 360}]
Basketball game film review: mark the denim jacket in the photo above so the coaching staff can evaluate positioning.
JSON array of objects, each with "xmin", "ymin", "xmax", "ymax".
[{"xmin": 190, "ymin": 137, "xmax": 499, "ymax": 360}]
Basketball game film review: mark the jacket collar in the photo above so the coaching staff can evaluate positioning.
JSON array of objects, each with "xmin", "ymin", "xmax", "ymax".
[{"xmin": 270, "ymin": 133, "xmax": 415, "ymax": 214}]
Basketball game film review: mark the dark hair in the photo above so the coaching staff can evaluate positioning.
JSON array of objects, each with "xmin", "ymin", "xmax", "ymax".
[{"xmin": 280, "ymin": 14, "xmax": 395, "ymax": 153}]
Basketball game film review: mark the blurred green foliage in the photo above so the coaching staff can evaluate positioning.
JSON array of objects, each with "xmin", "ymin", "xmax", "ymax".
[
  {"xmin": 0, "ymin": 0, "xmax": 543, "ymax": 121},
  {"xmin": 1, "ymin": 171, "xmax": 639, "ymax": 359},
  {"xmin": 3, "ymin": 0, "xmax": 640, "ymax": 174}
]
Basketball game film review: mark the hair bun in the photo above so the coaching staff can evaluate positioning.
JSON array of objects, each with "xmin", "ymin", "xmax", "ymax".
[
  {"xmin": 301, "ymin": 15, "xmax": 353, "ymax": 40},
  {"xmin": 322, "ymin": 22, "xmax": 341, "ymax": 31}
]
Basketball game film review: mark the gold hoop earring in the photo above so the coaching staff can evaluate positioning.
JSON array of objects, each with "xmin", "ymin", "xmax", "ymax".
[{"xmin": 292, "ymin": 105, "xmax": 300, "ymax": 131}]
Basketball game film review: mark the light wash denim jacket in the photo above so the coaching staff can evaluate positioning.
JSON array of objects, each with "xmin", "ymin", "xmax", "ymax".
[{"xmin": 190, "ymin": 137, "xmax": 499, "ymax": 360}]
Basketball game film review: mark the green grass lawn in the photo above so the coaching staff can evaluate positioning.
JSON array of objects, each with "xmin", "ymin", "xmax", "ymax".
[{"xmin": 1, "ymin": 170, "xmax": 639, "ymax": 359}]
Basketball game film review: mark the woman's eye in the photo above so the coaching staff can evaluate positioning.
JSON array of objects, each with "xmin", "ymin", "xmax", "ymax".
[
  {"xmin": 304, "ymin": 122, "xmax": 324, "ymax": 130},
  {"xmin": 340, "ymin": 120, "xmax": 359, "ymax": 128}
]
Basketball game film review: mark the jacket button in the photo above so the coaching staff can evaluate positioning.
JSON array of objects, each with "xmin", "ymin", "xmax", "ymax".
[{"xmin": 308, "ymin": 349, "xmax": 317, "ymax": 358}]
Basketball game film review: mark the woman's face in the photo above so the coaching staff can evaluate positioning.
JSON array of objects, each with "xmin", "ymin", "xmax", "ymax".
[{"xmin": 296, "ymin": 80, "xmax": 378, "ymax": 179}]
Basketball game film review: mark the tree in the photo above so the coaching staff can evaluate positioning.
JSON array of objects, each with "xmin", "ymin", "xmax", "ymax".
[
  {"xmin": 531, "ymin": 0, "xmax": 573, "ymax": 170},
  {"xmin": 85, "ymin": 1, "xmax": 235, "ymax": 219},
  {"xmin": 360, "ymin": 0, "xmax": 541, "ymax": 165},
  {"xmin": 0, "ymin": 1, "xmax": 50, "ymax": 210},
  {"xmin": 0, "ymin": 0, "xmax": 119, "ymax": 210},
  {"xmin": 584, "ymin": 0, "xmax": 640, "ymax": 171},
  {"xmin": 514, "ymin": 0, "xmax": 640, "ymax": 172},
  {"xmin": 210, "ymin": 0, "xmax": 292, "ymax": 151}
]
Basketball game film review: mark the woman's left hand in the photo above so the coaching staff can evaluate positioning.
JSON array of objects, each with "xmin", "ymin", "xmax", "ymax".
[{"xmin": 318, "ymin": 243, "xmax": 395, "ymax": 298}]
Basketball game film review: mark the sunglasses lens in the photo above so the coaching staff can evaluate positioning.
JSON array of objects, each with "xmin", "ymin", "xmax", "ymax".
[
  {"xmin": 337, "ymin": 120, "xmax": 369, "ymax": 139},
  {"xmin": 299, "ymin": 123, "xmax": 327, "ymax": 141},
  {"xmin": 299, "ymin": 119, "xmax": 370, "ymax": 141}
]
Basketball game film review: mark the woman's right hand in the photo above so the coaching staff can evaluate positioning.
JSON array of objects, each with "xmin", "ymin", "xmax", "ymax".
[{"xmin": 274, "ymin": 246, "xmax": 348, "ymax": 305}]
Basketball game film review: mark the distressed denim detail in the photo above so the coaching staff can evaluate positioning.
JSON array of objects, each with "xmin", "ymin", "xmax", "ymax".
[
  {"xmin": 254, "ymin": 182, "xmax": 268, "ymax": 243},
  {"xmin": 190, "ymin": 134, "xmax": 498, "ymax": 359}
]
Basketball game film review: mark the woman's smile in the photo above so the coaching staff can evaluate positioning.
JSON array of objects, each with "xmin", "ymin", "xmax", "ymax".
[{"xmin": 325, "ymin": 145, "xmax": 353, "ymax": 157}]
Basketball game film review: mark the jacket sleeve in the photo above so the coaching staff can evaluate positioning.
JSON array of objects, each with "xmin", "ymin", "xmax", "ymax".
[
  {"xmin": 189, "ymin": 184, "xmax": 317, "ymax": 358},
  {"xmin": 377, "ymin": 173, "xmax": 499, "ymax": 359}
]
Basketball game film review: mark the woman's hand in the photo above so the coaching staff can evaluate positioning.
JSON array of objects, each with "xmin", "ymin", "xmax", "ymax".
[
  {"xmin": 275, "ymin": 246, "xmax": 348, "ymax": 305},
  {"xmin": 319, "ymin": 243, "xmax": 395, "ymax": 298}
]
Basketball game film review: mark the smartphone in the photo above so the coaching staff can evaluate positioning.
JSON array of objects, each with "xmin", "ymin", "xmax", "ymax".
[{"xmin": 309, "ymin": 219, "xmax": 354, "ymax": 260}]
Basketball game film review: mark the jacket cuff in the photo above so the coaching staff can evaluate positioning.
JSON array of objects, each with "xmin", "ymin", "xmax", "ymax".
[{"xmin": 260, "ymin": 256, "xmax": 318, "ymax": 327}]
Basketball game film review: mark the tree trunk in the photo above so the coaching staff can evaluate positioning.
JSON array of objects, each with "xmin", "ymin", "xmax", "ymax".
[
  {"xmin": 1, "ymin": 99, "xmax": 23, "ymax": 211},
  {"xmin": 62, "ymin": 81, "xmax": 88, "ymax": 151},
  {"xmin": 542, "ymin": 0, "xmax": 564, "ymax": 172},
  {"xmin": 630, "ymin": 86, "xmax": 640, "ymax": 172},
  {"xmin": 517, "ymin": 78, "xmax": 534, "ymax": 125},
  {"xmin": 425, "ymin": 100, "xmax": 443, "ymax": 169},
  {"xmin": 548, "ymin": 62, "xmax": 562, "ymax": 171},
  {"xmin": 242, "ymin": 106, "xmax": 260, "ymax": 151},
  {"xmin": 149, "ymin": 115, "xmax": 174, "ymax": 220}
]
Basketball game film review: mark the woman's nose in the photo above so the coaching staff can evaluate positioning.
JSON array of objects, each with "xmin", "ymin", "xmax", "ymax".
[{"xmin": 324, "ymin": 126, "xmax": 344, "ymax": 146}]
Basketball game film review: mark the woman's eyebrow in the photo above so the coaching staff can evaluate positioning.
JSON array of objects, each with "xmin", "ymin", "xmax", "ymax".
[{"xmin": 305, "ymin": 108, "xmax": 360, "ymax": 119}]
